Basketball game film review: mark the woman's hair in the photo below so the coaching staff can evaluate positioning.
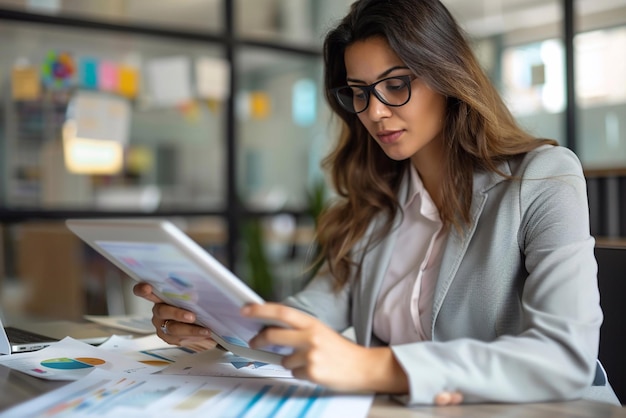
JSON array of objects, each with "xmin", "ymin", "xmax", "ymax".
[{"xmin": 316, "ymin": 0, "xmax": 557, "ymax": 288}]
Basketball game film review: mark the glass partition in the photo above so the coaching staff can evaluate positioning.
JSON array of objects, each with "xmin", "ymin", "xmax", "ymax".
[
  {"xmin": 574, "ymin": 0, "xmax": 626, "ymax": 239},
  {"xmin": 234, "ymin": 47, "xmax": 335, "ymax": 299},
  {"xmin": 575, "ymin": 23, "xmax": 626, "ymax": 168},
  {"xmin": 0, "ymin": 20, "xmax": 226, "ymax": 211},
  {"xmin": 500, "ymin": 38, "xmax": 565, "ymax": 144},
  {"xmin": 236, "ymin": 47, "xmax": 335, "ymax": 211},
  {"xmin": 235, "ymin": 0, "xmax": 352, "ymax": 48}
]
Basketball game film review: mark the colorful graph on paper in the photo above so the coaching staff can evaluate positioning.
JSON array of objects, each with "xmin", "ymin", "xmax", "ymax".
[
  {"xmin": 0, "ymin": 370, "xmax": 373, "ymax": 418},
  {"xmin": 0, "ymin": 337, "xmax": 152, "ymax": 381}
]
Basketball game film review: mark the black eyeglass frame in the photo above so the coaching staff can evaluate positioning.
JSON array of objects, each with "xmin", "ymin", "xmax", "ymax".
[{"xmin": 331, "ymin": 74, "xmax": 417, "ymax": 114}]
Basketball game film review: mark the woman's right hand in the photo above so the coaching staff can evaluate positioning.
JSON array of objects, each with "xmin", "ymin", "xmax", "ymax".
[{"xmin": 133, "ymin": 282, "xmax": 217, "ymax": 351}]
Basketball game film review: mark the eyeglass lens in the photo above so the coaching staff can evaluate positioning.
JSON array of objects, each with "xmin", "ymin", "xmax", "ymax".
[{"xmin": 334, "ymin": 76, "xmax": 412, "ymax": 113}]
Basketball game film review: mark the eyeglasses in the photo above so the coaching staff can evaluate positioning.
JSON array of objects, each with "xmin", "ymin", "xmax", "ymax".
[{"xmin": 331, "ymin": 74, "xmax": 416, "ymax": 114}]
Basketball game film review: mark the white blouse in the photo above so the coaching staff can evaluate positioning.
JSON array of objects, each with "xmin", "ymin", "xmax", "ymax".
[{"xmin": 372, "ymin": 165, "xmax": 448, "ymax": 344}]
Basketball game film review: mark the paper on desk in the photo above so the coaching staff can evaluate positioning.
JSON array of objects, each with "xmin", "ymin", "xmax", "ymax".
[
  {"xmin": 162, "ymin": 347, "xmax": 294, "ymax": 378},
  {"xmin": 0, "ymin": 337, "xmax": 153, "ymax": 380},
  {"xmin": 84, "ymin": 314, "xmax": 155, "ymax": 334},
  {"xmin": 98, "ymin": 334, "xmax": 174, "ymax": 351},
  {"xmin": 0, "ymin": 368, "xmax": 374, "ymax": 418},
  {"xmin": 98, "ymin": 334, "xmax": 198, "ymax": 372}
]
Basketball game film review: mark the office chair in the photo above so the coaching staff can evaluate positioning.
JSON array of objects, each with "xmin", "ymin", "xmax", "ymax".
[{"xmin": 595, "ymin": 246, "xmax": 626, "ymax": 405}]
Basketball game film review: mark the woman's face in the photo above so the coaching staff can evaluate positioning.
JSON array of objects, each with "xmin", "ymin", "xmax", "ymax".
[{"xmin": 344, "ymin": 36, "xmax": 446, "ymax": 166}]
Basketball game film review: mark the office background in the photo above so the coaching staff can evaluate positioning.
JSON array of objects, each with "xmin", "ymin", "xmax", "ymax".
[{"xmin": 0, "ymin": 0, "xmax": 625, "ymax": 402}]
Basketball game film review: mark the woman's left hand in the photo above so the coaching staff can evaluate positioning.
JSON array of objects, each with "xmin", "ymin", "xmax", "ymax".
[{"xmin": 242, "ymin": 303, "xmax": 408, "ymax": 394}]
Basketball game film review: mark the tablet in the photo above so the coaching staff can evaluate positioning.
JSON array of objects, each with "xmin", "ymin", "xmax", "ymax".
[{"xmin": 66, "ymin": 218, "xmax": 290, "ymax": 364}]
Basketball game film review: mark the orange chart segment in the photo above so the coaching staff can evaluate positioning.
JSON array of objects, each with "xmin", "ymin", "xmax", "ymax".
[{"xmin": 75, "ymin": 357, "xmax": 106, "ymax": 366}]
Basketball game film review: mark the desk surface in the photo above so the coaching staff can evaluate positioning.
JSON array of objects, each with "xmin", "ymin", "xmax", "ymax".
[{"xmin": 1, "ymin": 364, "xmax": 624, "ymax": 417}]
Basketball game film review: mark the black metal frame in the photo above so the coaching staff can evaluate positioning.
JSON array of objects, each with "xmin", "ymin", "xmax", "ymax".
[{"xmin": 564, "ymin": 0, "xmax": 577, "ymax": 153}]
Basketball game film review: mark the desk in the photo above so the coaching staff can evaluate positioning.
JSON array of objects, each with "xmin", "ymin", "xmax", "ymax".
[{"xmin": 1, "ymin": 364, "xmax": 624, "ymax": 418}]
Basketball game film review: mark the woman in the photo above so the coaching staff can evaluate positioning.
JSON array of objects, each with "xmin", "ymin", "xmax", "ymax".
[{"xmin": 134, "ymin": 0, "xmax": 620, "ymax": 406}]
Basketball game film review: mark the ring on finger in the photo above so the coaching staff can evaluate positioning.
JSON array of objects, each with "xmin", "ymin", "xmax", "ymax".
[{"xmin": 160, "ymin": 319, "xmax": 172, "ymax": 335}]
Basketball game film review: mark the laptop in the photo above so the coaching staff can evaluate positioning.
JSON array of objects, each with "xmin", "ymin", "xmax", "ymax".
[
  {"xmin": 0, "ymin": 318, "xmax": 126, "ymax": 354},
  {"xmin": 66, "ymin": 218, "xmax": 292, "ymax": 364},
  {"xmin": 1, "ymin": 324, "xmax": 58, "ymax": 354}
]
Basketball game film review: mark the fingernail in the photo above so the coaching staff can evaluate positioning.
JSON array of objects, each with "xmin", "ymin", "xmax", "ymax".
[
  {"xmin": 241, "ymin": 306, "xmax": 251, "ymax": 316},
  {"xmin": 184, "ymin": 313, "xmax": 194, "ymax": 321},
  {"xmin": 199, "ymin": 329, "xmax": 210, "ymax": 336}
]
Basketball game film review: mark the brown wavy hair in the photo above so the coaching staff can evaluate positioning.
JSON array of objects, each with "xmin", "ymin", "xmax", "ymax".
[{"xmin": 316, "ymin": 0, "xmax": 557, "ymax": 289}]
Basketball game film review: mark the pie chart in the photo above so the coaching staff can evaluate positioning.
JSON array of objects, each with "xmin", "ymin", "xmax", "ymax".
[{"xmin": 41, "ymin": 357, "xmax": 106, "ymax": 370}]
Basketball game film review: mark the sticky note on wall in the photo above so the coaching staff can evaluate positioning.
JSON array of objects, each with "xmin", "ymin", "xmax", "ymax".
[
  {"xmin": 118, "ymin": 65, "xmax": 139, "ymax": 98},
  {"xmin": 196, "ymin": 56, "xmax": 230, "ymax": 100},
  {"xmin": 146, "ymin": 56, "xmax": 192, "ymax": 107},
  {"xmin": 12, "ymin": 66, "xmax": 41, "ymax": 100},
  {"xmin": 42, "ymin": 50, "xmax": 75, "ymax": 88},
  {"xmin": 250, "ymin": 91, "xmax": 271, "ymax": 119},
  {"xmin": 98, "ymin": 61, "xmax": 119, "ymax": 92},
  {"xmin": 292, "ymin": 78, "xmax": 317, "ymax": 126},
  {"xmin": 79, "ymin": 58, "xmax": 98, "ymax": 89}
]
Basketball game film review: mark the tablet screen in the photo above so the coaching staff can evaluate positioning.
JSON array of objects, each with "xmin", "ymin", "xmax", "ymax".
[{"xmin": 96, "ymin": 241, "xmax": 290, "ymax": 355}]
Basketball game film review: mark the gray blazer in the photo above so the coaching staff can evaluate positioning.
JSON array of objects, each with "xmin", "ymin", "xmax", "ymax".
[{"xmin": 284, "ymin": 145, "xmax": 620, "ymax": 405}]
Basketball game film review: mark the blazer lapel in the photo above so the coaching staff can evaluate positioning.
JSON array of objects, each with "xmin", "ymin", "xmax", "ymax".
[
  {"xmin": 430, "ymin": 168, "xmax": 509, "ymax": 339},
  {"xmin": 354, "ymin": 219, "xmax": 401, "ymax": 346}
]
